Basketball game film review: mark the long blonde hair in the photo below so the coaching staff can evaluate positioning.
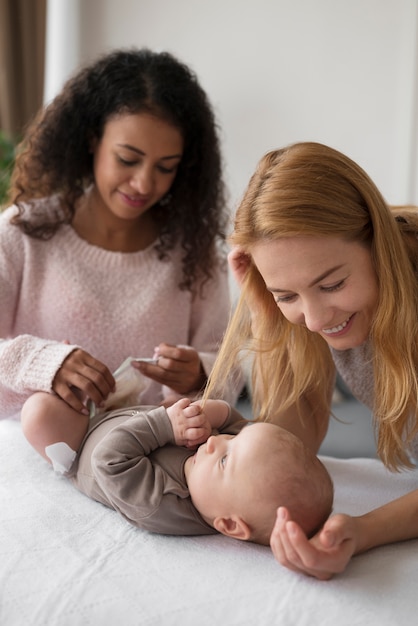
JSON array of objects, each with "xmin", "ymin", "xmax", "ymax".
[{"xmin": 207, "ymin": 142, "xmax": 418, "ymax": 469}]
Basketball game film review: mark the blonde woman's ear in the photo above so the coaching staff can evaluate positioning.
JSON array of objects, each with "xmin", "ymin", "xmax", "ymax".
[{"xmin": 213, "ymin": 515, "xmax": 251, "ymax": 541}]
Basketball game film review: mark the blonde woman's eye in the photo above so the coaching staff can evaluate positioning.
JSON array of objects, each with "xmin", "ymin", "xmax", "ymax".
[
  {"xmin": 322, "ymin": 280, "xmax": 345, "ymax": 293},
  {"xmin": 274, "ymin": 294, "xmax": 296, "ymax": 304}
]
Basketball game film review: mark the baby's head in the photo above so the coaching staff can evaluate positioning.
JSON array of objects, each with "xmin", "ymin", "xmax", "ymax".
[{"xmin": 185, "ymin": 422, "xmax": 333, "ymax": 545}]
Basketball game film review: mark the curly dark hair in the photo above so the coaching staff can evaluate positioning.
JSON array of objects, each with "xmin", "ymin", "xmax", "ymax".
[{"xmin": 9, "ymin": 48, "xmax": 228, "ymax": 290}]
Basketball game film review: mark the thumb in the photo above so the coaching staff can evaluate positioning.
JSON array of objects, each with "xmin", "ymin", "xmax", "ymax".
[
  {"xmin": 319, "ymin": 514, "xmax": 351, "ymax": 549},
  {"xmin": 319, "ymin": 527, "xmax": 337, "ymax": 549}
]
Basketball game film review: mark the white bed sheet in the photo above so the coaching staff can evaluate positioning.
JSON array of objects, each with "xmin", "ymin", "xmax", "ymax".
[{"xmin": 1, "ymin": 418, "xmax": 418, "ymax": 626}]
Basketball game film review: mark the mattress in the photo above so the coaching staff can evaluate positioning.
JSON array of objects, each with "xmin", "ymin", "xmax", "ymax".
[{"xmin": 1, "ymin": 418, "xmax": 417, "ymax": 626}]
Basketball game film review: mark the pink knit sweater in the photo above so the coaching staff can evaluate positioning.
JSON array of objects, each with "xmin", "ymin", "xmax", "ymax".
[{"xmin": 0, "ymin": 202, "xmax": 234, "ymax": 419}]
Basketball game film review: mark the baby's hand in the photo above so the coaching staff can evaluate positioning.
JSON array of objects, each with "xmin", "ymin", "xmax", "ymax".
[{"xmin": 166, "ymin": 398, "xmax": 211, "ymax": 448}]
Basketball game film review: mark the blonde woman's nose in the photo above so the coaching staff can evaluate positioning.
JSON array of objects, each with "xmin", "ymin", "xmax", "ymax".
[{"xmin": 300, "ymin": 299, "xmax": 329, "ymax": 333}]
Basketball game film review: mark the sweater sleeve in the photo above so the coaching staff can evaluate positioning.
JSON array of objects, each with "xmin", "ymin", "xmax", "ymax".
[
  {"xmin": 0, "ymin": 335, "xmax": 78, "ymax": 393},
  {"xmin": 0, "ymin": 208, "xmax": 78, "ymax": 418},
  {"xmin": 218, "ymin": 403, "xmax": 249, "ymax": 435}
]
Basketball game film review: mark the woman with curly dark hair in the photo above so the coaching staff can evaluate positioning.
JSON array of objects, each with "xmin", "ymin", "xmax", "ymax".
[{"xmin": 0, "ymin": 47, "xmax": 237, "ymax": 419}]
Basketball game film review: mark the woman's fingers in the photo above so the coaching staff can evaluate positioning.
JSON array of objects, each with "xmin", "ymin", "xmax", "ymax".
[
  {"xmin": 270, "ymin": 508, "xmax": 357, "ymax": 580},
  {"xmin": 52, "ymin": 349, "xmax": 114, "ymax": 411}
]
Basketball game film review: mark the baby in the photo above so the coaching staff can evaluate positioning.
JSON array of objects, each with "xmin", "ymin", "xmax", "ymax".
[{"xmin": 21, "ymin": 392, "xmax": 333, "ymax": 545}]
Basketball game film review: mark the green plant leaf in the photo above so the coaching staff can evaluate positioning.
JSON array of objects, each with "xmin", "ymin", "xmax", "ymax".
[{"xmin": 0, "ymin": 130, "xmax": 17, "ymax": 207}]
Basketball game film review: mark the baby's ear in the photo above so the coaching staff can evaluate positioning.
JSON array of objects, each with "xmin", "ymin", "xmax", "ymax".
[{"xmin": 213, "ymin": 516, "xmax": 251, "ymax": 541}]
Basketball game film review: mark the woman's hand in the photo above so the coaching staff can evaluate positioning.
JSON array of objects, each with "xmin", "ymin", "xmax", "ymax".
[
  {"xmin": 229, "ymin": 244, "xmax": 280, "ymax": 338},
  {"xmin": 133, "ymin": 343, "xmax": 205, "ymax": 394},
  {"xmin": 52, "ymin": 348, "xmax": 115, "ymax": 414},
  {"xmin": 270, "ymin": 507, "xmax": 359, "ymax": 580},
  {"xmin": 228, "ymin": 246, "xmax": 252, "ymax": 287},
  {"xmin": 166, "ymin": 397, "xmax": 211, "ymax": 448}
]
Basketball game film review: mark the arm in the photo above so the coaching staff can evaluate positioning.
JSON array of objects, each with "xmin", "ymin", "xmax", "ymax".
[
  {"xmin": 0, "ymin": 214, "xmax": 69, "ymax": 387},
  {"xmin": 270, "ymin": 488, "xmax": 418, "ymax": 580},
  {"xmin": 91, "ymin": 404, "xmax": 216, "ymax": 535},
  {"xmin": 0, "ymin": 335, "xmax": 115, "ymax": 416},
  {"xmin": 91, "ymin": 406, "xmax": 176, "ymax": 524},
  {"xmin": 0, "ymin": 208, "xmax": 114, "ymax": 416},
  {"xmin": 0, "ymin": 214, "xmax": 66, "ymax": 418},
  {"xmin": 197, "ymin": 398, "xmax": 231, "ymax": 429},
  {"xmin": 134, "ymin": 258, "xmax": 244, "ymax": 404}
]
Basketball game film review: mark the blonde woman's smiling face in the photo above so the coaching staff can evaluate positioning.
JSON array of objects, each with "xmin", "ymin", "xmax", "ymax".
[{"xmin": 251, "ymin": 236, "xmax": 379, "ymax": 350}]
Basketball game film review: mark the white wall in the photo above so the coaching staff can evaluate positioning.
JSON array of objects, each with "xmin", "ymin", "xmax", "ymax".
[{"xmin": 45, "ymin": 0, "xmax": 418, "ymax": 211}]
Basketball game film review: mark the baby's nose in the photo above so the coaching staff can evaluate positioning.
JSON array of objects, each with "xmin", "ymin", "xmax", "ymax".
[{"xmin": 205, "ymin": 435, "xmax": 216, "ymax": 454}]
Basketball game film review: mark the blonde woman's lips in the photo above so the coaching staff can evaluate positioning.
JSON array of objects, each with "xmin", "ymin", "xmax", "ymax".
[{"xmin": 322, "ymin": 315, "xmax": 353, "ymax": 335}]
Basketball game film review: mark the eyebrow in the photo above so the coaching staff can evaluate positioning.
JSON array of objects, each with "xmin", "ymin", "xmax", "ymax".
[
  {"xmin": 116, "ymin": 143, "xmax": 182, "ymax": 160},
  {"xmin": 268, "ymin": 265, "xmax": 345, "ymax": 293}
]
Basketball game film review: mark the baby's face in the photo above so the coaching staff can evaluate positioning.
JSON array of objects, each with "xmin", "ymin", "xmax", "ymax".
[{"xmin": 186, "ymin": 423, "xmax": 282, "ymax": 523}]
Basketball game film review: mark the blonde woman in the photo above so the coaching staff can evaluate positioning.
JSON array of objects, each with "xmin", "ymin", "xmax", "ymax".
[{"xmin": 206, "ymin": 141, "xmax": 418, "ymax": 579}]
